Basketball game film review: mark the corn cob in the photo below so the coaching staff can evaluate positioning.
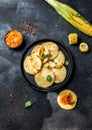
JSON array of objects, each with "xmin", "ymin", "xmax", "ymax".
[{"xmin": 45, "ymin": 0, "xmax": 92, "ymax": 36}]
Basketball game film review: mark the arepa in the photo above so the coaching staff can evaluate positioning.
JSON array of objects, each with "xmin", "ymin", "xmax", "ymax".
[
  {"xmin": 31, "ymin": 45, "xmax": 49, "ymax": 63},
  {"xmin": 53, "ymin": 51, "xmax": 65, "ymax": 68},
  {"xmin": 42, "ymin": 51, "xmax": 65, "ymax": 69},
  {"xmin": 57, "ymin": 90, "xmax": 77, "ymax": 110},
  {"xmin": 42, "ymin": 41, "xmax": 59, "ymax": 60},
  {"xmin": 52, "ymin": 66, "xmax": 67, "ymax": 83},
  {"xmin": 24, "ymin": 55, "xmax": 42, "ymax": 75},
  {"xmin": 35, "ymin": 68, "xmax": 55, "ymax": 88}
]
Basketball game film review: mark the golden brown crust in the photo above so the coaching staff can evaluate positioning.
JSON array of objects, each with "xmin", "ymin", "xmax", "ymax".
[
  {"xmin": 42, "ymin": 50, "xmax": 65, "ymax": 69},
  {"xmin": 24, "ymin": 55, "xmax": 42, "ymax": 75},
  {"xmin": 52, "ymin": 50, "xmax": 65, "ymax": 68},
  {"xmin": 32, "ymin": 45, "xmax": 49, "ymax": 63}
]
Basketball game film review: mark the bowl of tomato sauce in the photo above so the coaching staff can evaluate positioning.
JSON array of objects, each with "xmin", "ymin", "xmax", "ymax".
[{"xmin": 4, "ymin": 30, "xmax": 23, "ymax": 48}]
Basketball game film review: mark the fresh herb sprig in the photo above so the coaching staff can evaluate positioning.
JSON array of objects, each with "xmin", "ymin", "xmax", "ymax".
[
  {"xmin": 47, "ymin": 75, "xmax": 53, "ymax": 82},
  {"xmin": 25, "ymin": 101, "xmax": 32, "ymax": 108},
  {"xmin": 42, "ymin": 54, "xmax": 49, "ymax": 59},
  {"xmin": 65, "ymin": 60, "xmax": 69, "ymax": 66}
]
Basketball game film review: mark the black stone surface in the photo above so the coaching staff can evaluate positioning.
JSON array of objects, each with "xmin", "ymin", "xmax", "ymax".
[{"xmin": 0, "ymin": 0, "xmax": 92, "ymax": 130}]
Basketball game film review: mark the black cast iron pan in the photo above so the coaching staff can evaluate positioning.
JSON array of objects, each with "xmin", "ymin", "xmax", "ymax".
[{"xmin": 21, "ymin": 39, "xmax": 73, "ymax": 92}]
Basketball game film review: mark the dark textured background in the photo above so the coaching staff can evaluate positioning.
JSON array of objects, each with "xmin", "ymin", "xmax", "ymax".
[{"xmin": 0, "ymin": 0, "xmax": 92, "ymax": 130}]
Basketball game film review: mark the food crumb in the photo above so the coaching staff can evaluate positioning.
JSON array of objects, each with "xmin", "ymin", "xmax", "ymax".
[
  {"xmin": 10, "ymin": 93, "xmax": 13, "ymax": 97},
  {"xmin": 20, "ymin": 22, "xmax": 37, "ymax": 35}
]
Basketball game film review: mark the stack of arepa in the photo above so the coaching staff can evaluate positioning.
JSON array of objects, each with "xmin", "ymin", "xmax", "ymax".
[{"xmin": 24, "ymin": 41, "xmax": 67, "ymax": 88}]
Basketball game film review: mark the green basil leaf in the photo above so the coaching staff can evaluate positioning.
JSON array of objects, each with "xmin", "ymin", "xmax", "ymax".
[
  {"xmin": 47, "ymin": 75, "xmax": 53, "ymax": 82},
  {"xmin": 25, "ymin": 101, "xmax": 32, "ymax": 108},
  {"xmin": 65, "ymin": 60, "xmax": 69, "ymax": 66},
  {"xmin": 42, "ymin": 54, "xmax": 49, "ymax": 59}
]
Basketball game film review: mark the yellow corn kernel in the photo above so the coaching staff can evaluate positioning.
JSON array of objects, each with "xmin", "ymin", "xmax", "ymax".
[{"xmin": 68, "ymin": 33, "xmax": 78, "ymax": 45}]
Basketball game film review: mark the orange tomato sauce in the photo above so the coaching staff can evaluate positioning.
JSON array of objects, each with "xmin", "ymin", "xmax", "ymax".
[{"xmin": 60, "ymin": 93, "xmax": 75, "ymax": 105}]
